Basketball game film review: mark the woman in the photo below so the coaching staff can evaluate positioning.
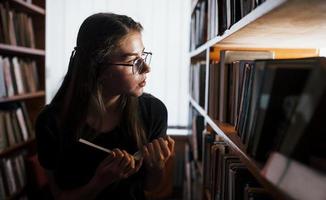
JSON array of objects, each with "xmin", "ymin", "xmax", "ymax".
[{"xmin": 35, "ymin": 13, "xmax": 174, "ymax": 200}]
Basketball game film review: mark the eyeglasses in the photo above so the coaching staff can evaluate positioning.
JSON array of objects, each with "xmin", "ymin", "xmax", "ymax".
[{"xmin": 107, "ymin": 51, "xmax": 152, "ymax": 74}]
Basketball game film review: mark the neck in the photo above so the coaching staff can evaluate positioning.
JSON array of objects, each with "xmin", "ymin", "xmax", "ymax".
[{"xmin": 104, "ymin": 95, "xmax": 121, "ymax": 112}]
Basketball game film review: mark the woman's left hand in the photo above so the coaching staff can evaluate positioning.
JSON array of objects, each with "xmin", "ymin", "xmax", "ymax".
[{"xmin": 142, "ymin": 136, "xmax": 175, "ymax": 172}]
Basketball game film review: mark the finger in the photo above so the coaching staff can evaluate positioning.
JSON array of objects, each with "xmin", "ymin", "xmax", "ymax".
[
  {"xmin": 124, "ymin": 157, "xmax": 143, "ymax": 177},
  {"xmin": 130, "ymin": 154, "xmax": 135, "ymax": 169},
  {"xmin": 153, "ymin": 139, "xmax": 164, "ymax": 161},
  {"xmin": 147, "ymin": 142, "xmax": 155, "ymax": 165},
  {"xmin": 119, "ymin": 150, "xmax": 132, "ymax": 169},
  {"xmin": 99, "ymin": 152, "xmax": 116, "ymax": 167},
  {"xmin": 158, "ymin": 138, "xmax": 170, "ymax": 159},
  {"xmin": 167, "ymin": 136, "xmax": 175, "ymax": 153},
  {"xmin": 119, "ymin": 150, "xmax": 130, "ymax": 168},
  {"xmin": 147, "ymin": 142, "xmax": 155, "ymax": 155},
  {"xmin": 142, "ymin": 145, "xmax": 151, "ymax": 166},
  {"xmin": 112, "ymin": 149, "xmax": 124, "ymax": 165}
]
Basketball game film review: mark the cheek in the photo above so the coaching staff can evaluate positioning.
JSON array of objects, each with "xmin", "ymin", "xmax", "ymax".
[{"xmin": 103, "ymin": 71, "xmax": 141, "ymax": 92}]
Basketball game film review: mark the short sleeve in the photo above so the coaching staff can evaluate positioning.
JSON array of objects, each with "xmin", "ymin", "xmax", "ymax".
[
  {"xmin": 147, "ymin": 96, "xmax": 168, "ymax": 141},
  {"xmin": 35, "ymin": 106, "xmax": 59, "ymax": 170}
]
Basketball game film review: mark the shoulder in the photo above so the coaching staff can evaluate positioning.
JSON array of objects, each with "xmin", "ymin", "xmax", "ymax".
[
  {"xmin": 138, "ymin": 93, "xmax": 168, "ymax": 140},
  {"xmin": 35, "ymin": 104, "xmax": 60, "ymax": 137},
  {"xmin": 138, "ymin": 93, "xmax": 167, "ymax": 118},
  {"xmin": 36, "ymin": 104, "xmax": 58, "ymax": 126}
]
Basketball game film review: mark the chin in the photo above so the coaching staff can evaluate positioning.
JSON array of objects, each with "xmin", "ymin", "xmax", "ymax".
[{"xmin": 129, "ymin": 88, "xmax": 144, "ymax": 97}]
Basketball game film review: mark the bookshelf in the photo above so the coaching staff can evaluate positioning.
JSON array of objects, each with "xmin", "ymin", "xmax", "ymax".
[
  {"xmin": 188, "ymin": 0, "xmax": 326, "ymax": 200},
  {"xmin": 0, "ymin": 0, "xmax": 45, "ymax": 199}
]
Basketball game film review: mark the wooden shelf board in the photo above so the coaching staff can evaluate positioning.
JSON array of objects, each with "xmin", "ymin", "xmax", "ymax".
[
  {"xmin": 189, "ymin": 98, "xmax": 293, "ymax": 200},
  {"xmin": 0, "ymin": 91, "xmax": 45, "ymax": 103},
  {"xmin": 9, "ymin": 0, "xmax": 45, "ymax": 15},
  {"xmin": 190, "ymin": 0, "xmax": 326, "ymax": 58},
  {"xmin": 0, "ymin": 43, "xmax": 45, "ymax": 56},
  {"xmin": 0, "ymin": 138, "xmax": 35, "ymax": 157}
]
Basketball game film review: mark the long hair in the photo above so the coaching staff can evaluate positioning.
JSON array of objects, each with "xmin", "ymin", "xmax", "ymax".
[{"xmin": 50, "ymin": 13, "xmax": 147, "ymax": 150}]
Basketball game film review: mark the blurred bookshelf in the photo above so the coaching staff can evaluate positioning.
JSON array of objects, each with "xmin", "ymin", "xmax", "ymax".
[
  {"xmin": 0, "ymin": 0, "xmax": 45, "ymax": 199},
  {"xmin": 186, "ymin": 0, "xmax": 326, "ymax": 200}
]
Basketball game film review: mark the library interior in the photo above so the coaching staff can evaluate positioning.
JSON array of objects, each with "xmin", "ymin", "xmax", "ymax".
[{"xmin": 0, "ymin": 0, "xmax": 325, "ymax": 200}]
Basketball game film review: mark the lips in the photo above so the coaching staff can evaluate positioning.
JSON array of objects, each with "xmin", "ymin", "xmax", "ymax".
[{"xmin": 139, "ymin": 79, "xmax": 146, "ymax": 87}]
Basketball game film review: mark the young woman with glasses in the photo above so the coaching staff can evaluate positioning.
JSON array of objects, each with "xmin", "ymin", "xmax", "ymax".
[{"xmin": 35, "ymin": 13, "xmax": 174, "ymax": 200}]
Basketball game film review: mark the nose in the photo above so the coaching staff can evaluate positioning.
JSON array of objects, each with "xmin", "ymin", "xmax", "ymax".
[{"xmin": 140, "ymin": 62, "xmax": 151, "ymax": 74}]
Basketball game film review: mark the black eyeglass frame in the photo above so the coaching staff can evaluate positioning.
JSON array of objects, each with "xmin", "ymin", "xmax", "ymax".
[{"xmin": 107, "ymin": 51, "xmax": 152, "ymax": 74}]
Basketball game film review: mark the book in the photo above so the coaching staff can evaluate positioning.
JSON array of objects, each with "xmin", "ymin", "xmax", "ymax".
[
  {"xmin": 0, "ymin": 168, "xmax": 6, "ymax": 199},
  {"xmin": 244, "ymin": 186, "xmax": 272, "ymax": 200},
  {"xmin": 248, "ymin": 58, "xmax": 316, "ymax": 162},
  {"xmin": 278, "ymin": 58, "xmax": 326, "ymax": 171},
  {"xmin": 78, "ymin": 138, "xmax": 142, "ymax": 160},
  {"xmin": 10, "ymin": 110, "xmax": 23, "ymax": 144},
  {"xmin": 208, "ymin": 61, "xmax": 220, "ymax": 120},
  {"xmin": 0, "ymin": 56, "xmax": 7, "ymax": 97},
  {"xmin": 16, "ymin": 107, "xmax": 29, "ymax": 141},
  {"xmin": 220, "ymin": 155, "xmax": 239, "ymax": 200},
  {"xmin": 262, "ymin": 152, "xmax": 326, "ymax": 200},
  {"xmin": 12, "ymin": 57, "xmax": 25, "ymax": 94},
  {"xmin": 218, "ymin": 50, "xmax": 274, "ymax": 123},
  {"xmin": 229, "ymin": 163, "xmax": 260, "ymax": 200},
  {"xmin": 2, "ymin": 57, "xmax": 14, "ymax": 96},
  {"xmin": 4, "ymin": 111, "xmax": 16, "ymax": 146},
  {"xmin": 0, "ymin": 112, "xmax": 8, "ymax": 151}
]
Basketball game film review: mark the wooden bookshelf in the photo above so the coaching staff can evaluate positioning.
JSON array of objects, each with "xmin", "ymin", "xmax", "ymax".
[
  {"xmin": 188, "ymin": 0, "xmax": 326, "ymax": 199},
  {"xmin": 0, "ymin": 0, "xmax": 46, "ymax": 199},
  {"xmin": 191, "ymin": 98, "xmax": 289, "ymax": 199}
]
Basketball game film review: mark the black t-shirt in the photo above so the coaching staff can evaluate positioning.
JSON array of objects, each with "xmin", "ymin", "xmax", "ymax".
[{"xmin": 35, "ymin": 93, "xmax": 168, "ymax": 200}]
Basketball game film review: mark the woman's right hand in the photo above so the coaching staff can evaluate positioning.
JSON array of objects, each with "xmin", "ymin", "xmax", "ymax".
[{"xmin": 90, "ymin": 148, "xmax": 143, "ymax": 188}]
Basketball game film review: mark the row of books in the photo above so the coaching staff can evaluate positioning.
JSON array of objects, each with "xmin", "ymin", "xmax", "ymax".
[
  {"xmin": 207, "ymin": 0, "xmax": 266, "ymax": 39},
  {"xmin": 0, "ymin": 153, "xmax": 27, "ymax": 199},
  {"xmin": 0, "ymin": 56, "xmax": 40, "ymax": 97},
  {"xmin": 234, "ymin": 56, "xmax": 326, "ymax": 169},
  {"xmin": 189, "ymin": 117, "xmax": 326, "ymax": 200},
  {"xmin": 190, "ymin": 0, "xmax": 267, "ymax": 49},
  {"xmin": 0, "ymin": 2, "xmax": 36, "ymax": 47},
  {"xmin": 190, "ymin": 62, "xmax": 206, "ymax": 108},
  {"xmin": 207, "ymin": 50, "xmax": 274, "ymax": 124},
  {"xmin": 183, "ymin": 143, "xmax": 202, "ymax": 200},
  {"xmin": 204, "ymin": 50, "xmax": 326, "ymax": 169},
  {"xmin": 190, "ymin": 0, "xmax": 207, "ymax": 50},
  {"xmin": 0, "ymin": 102, "xmax": 33, "ymax": 152},
  {"xmin": 202, "ymin": 132, "xmax": 272, "ymax": 200},
  {"xmin": 182, "ymin": 105, "xmax": 206, "ymax": 200}
]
